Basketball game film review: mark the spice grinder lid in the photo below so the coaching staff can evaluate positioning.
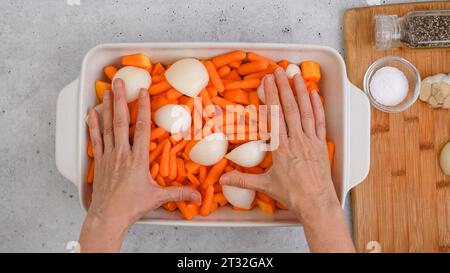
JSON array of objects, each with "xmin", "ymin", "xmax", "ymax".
[{"xmin": 374, "ymin": 14, "xmax": 402, "ymax": 50}]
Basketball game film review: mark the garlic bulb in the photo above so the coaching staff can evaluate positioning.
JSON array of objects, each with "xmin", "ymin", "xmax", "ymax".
[{"xmin": 420, "ymin": 72, "xmax": 450, "ymax": 109}]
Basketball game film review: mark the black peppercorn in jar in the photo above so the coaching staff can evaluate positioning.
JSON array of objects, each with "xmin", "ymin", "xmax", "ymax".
[{"xmin": 374, "ymin": 10, "xmax": 450, "ymax": 50}]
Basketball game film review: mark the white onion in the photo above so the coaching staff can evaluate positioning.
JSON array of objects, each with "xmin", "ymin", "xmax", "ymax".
[
  {"xmin": 222, "ymin": 185, "xmax": 255, "ymax": 210},
  {"xmin": 165, "ymin": 58, "xmax": 209, "ymax": 98},
  {"xmin": 225, "ymin": 141, "xmax": 267, "ymax": 168},
  {"xmin": 189, "ymin": 132, "xmax": 228, "ymax": 166},
  {"xmin": 153, "ymin": 104, "xmax": 191, "ymax": 134},
  {"xmin": 112, "ymin": 66, "xmax": 151, "ymax": 102}
]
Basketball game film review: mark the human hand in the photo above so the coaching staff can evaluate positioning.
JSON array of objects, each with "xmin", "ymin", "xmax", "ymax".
[
  {"xmin": 79, "ymin": 79, "xmax": 201, "ymax": 252},
  {"xmin": 220, "ymin": 68, "xmax": 338, "ymax": 221}
]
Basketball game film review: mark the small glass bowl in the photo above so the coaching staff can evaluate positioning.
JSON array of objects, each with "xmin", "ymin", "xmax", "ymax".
[{"xmin": 363, "ymin": 56, "xmax": 421, "ymax": 113}]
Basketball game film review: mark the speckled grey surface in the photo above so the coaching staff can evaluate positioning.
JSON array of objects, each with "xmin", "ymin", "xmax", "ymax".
[{"xmin": 0, "ymin": 0, "xmax": 429, "ymax": 253}]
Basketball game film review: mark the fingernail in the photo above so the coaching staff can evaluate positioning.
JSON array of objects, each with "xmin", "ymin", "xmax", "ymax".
[
  {"xmin": 266, "ymin": 74, "xmax": 274, "ymax": 83},
  {"xmin": 103, "ymin": 90, "xmax": 110, "ymax": 100},
  {"xmin": 191, "ymin": 192, "xmax": 201, "ymax": 202},
  {"xmin": 139, "ymin": 88, "xmax": 147, "ymax": 98},
  {"xmin": 275, "ymin": 67, "xmax": 284, "ymax": 75}
]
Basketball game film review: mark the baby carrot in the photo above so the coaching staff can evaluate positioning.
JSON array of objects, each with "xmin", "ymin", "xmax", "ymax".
[
  {"xmin": 199, "ymin": 166, "xmax": 207, "ymax": 184},
  {"xmin": 186, "ymin": 173, "xmax": 201, "ymax": 186},
  {"xmin": 237, "ymin": 61, "xmax": 269, "ymax": 76},
  {"xmin": 159, "ymin": 141, "xmax": 172, "ymax": 177},
  {"xmin": 247, "ymin": 52, "xmax": 277, "ymax": 66},
  {"xmin": 200, "ymin": 89, "xmax": 214, "ymax": 115},
  {"xmin": 152, "ymin": 75, "xmax": 165, "ymax": 83},
  {"xmin": 278, "ymin": 59, "xmax": 289, "ymax": 70},
  {"xmin": 104, "ymin": 65, "xmax": 117, "ymax": 81},
  {"xmin": 223, "ymin": 89, "xmax": 250, "ymax": 105},
  {"xmin": 162, "ymin": 202, "xmax": 177, "ymax": 211},
  {"xmin": 212, "ymin": 51, "xmax": 246, "ymax": 68},
  {"xmin": 256, "ymin": 199, "xmax": 275, "ymax": 214},
  {"xmin": 212, "ymin": 96, "xmax": 236, "ymax": 109},
  {"xmin": 213, "ymin": 183, "xmax": 222, "ymax": 193},
  {"xmin": 186, "ymin": 203, "xmax": 200, "ymax": 216},
  {"xmin": 166, "ymin": 88, "xmax": 183, "ymax": 100},
  {"xmin": 169, "ymin": 153, "xmax": 178, "ymax": 180},
  {"xmin": 204, "ymin": 60, "xmax": 225, "ymax": 92},
  {"xmin": 200, "ymin": 185, "xmax": 215, "ymax": 216},
  {"xmin": 248, "ymin": 91, "xmax": 260, "ymax": 107},
  {"xmin": 128, "ymin": 100, "xmax": 139, "ymax": 125},
  {"xmin": 228, "ymin": 60, "xmax": 242, "ymax": 69},
  {"xmin": 95, "ymin": 80, "xmax": 111, "ymax": 102},
  {"xmin": 150, "ymin": 95, "xmax": 177, "ymax": 112},
  {"xmin": 176, "ymin": 158, "xmax": 186, "ymax": 182},
  {"xmin": 149, "ymin": 80, "xmax": 172, "ymax": 95},
  {"xmin": 122, "ymin": 53, "xmax": 152, "ymax": 70},
  {"xmin": 213, "ymin": 192, "xmax": 228, "ymax": 207},
  {"xmin": 150, "ymin": 163, "xmax": 160, "ymax": 178},
  {"xmin": 149, "ymin": 141, "xmax": 157, "ymax": 151},
  {"xmin": 179, "ymin": 96, "xmax": 194, "ymax": 113},
  {"xmin": 171, "ymin": 140, "xmax": 189, "ymax": 154},
  {"xmin": 87, "ymin": 160, "xmax": 94, "ymax": 184},
  {"xmin": 256, "ymin": 192, "xmax": 274, "ymax": 204},
  {"xmin": 217, "ymin": 65, "xmax": 231, "ymax": 78},
  {"xmin": 224, "ymin": 79, "xmax": 260, "ymax": 90},
  {"xmin": 243, "ymin": 64, "xmax": 277, "ymax": 80},
  {"xmin": 223, "ymin": 69, "xmax": 241, "ymax": 81},
  {"xmin": 176, "ymin": 201, "xmax": 193, "ymax": 220},
  {"xmin": 244, "ymin": 166, "xmax": 265, "ymax": 174},
  {"xmin": 224, "ymin": 165, "xmax": 234, "ymax": 173},
  {"xmin": 206, "ymin": 86, "xmax": 218, "ymax": 98},
  {"xmin": 203, "ymin": 158, "xmax": 228, "ymax": 188},
  {"xmin": 87, "ymin": 141, "xmax": 94, "ymax": 158},
  {"xmin": 276, "ymin": 201, "xmax": 287, "ymax": 210},
  {"xmin": 327, "ymin": 141, "xmax": 335, "ymax": 168},
  {"xmin": 184, "ymin": 140, "xmax": 199, "ymax": 158},
  {"xmin": 155, "ymin": 175, "xmax": 167, "ymax": 187},
  {"xmin": 259, "ymin": 151, "xmax": 272, "ymax": 168},
  {"xmin": 185, "ymin": 160, "xmax": 201, "ymax": 174},
  {"xmin": 150, "ymin": 127, "xmax": 166, "ymax": 140},
  {"xmin": 151, "ymin": 63, "xmax": 165, "ymax": 76}
]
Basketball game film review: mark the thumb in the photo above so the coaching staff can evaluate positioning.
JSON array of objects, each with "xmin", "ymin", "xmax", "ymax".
[
  {"xmin": 219, "ymin": 170, "xmax": 270, "ymax": 191},
  {"xmin": 159, "ymin": 186, "xmax": 202, "ymax": 204}
]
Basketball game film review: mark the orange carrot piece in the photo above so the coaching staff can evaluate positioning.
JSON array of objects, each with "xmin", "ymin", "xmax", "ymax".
[
  {"xmin": 224, "ymin": 165, "xmax": 234, "ymax": 173},
  {"xmin": 104, "ymin": 65, "xmax": 117, "ymax": 81},
  {"xmin": 162, "ymin": 202, "xmax": 177, "ymax": 211},
  {"xmin": 276, "ymin": 201, "xmax": 287, "ymax": 210},
  {"xmin": 150, "ymin": 127, "xmax": 166, "ymax": 140},
  {"xmin": 176, "ymin": 158, "xmax": 186, "ymax": 182},
  {"xmin": 243, "ymin": 64, "xmax": 277, "ymax": 80},
  {"xmin": 278, "ymin": 59, "xmax": 289, "ymax": 70},
  {"xmin": 128, "ymin": 100, "xmax": 139, "ymax": 125},
  {"xmin": 212, "ymin": 96, "xmax": 237, "ymax": 109},
  {"xmin": 213, "ymin": 183, "xmax": 222, "ymax": 193},
  {"xmin": 169, "ymin": 153, "xmax": 178, "ymax": 180},
  {"xmin": 149, "ymin": 80, "xmax": 172, "ymax": 95},
  {"xmin": 247, "ymin": 52, "xmax": 277, "ymax": 66},
  {"xmin": 87, "ymin": 160, "xmax": 94, "ymax": 184},
  {"xmin": 171, "ymin": 140, "xmax": 189, "ymax": 154},
  {"xmin": 129, "ymin": 125, "xmax": 136, "ymax": 140},
  {"xmin": 179, "ymin": 96, "xmax": 194, "ymax": 113},
  {"xmin": 176, "ymin": 201, "xmax": 193, "ymax": 220},
  {"xmin": 204, "ymin": 60, "xmax": 225, "ymax": 92},
  {"xmin": 150, "ymin": 163, "xmax": 160, "ymax": 178},
  {"xmin": 244, "ymin": 166, "xmax": 265, "ymax": 174},
  {"xmin": 155, "ymin": 175, "xmax": 167, "ymax": 187},
  {"xmin": 256, "ymin": 199, "xmax": 275, "ymax": 214},
  {"xmin": 233, "ymin": 206, "xmax": 252, "ymax": 211},
  {"xmin": 200, "ymin": 185, "xmax": 215, "ymax": 216},
  {"xmin": 149, "ymin": 141, "xmax": 157, "ymax": 151},
  {"xmin": 166, "ymin": 88, "xmax": 183, "ymax": 100},
  {"xmin": 186, "ymin": 203, "xmax": 200, "ymax": 216},
  {"xmin": 200, "ymin": 89, "xmax": 214, "ymax": 114},
  {"xmin": 122, "ymin": 53, "xmax": 152, "ymax": 70},
  {"xmin": 151, "ymin": 95, "xmax": 177, "ymax": 112},
  {"xmin": 327, "ymin": 141, "xmax": 335, "ymax": 168},
  {"xmin": 217, "ymin": 65, "xmax": 231, "ymax": 78},
  {"xmin": 237, "ymin": 61, "xmax": 269, "ymax": 76},
  {"xmin": 301, "ymin": 61, "xmax": 321, "ymax": 82},
  {"xmin": 159, "ymin": 141, "xmax": 171, "ymax": 177},
  {"xmin": 184, "ymin": 140, "xmax": 199, "ymax": 158},
  {"xmin": 203, "ymin": 158, "xmax": 228, "ymax": 187},
  {"xmin": 248, "ymin": 91, "xmax": 260, "ymax": 107},
  {"xmin": 212, "ymin": 51, "xmax": 246, "ymax": 68},
  {"xmin": 228, "ymin": 60, "xmax": 242, "ymax": 69},
  {"xmin": 95, "ymin": 80, "xmax": 111, "ymax": 102},
  {"xmin": 199, "ymin": 166, "xmax": 207, "ymax": 184},
  {"xmin": 259, "ymin": 152, "xmax": 272, "ymax": 168},
  {"xmin": 87, "ymin": 141, "xmax": 94, "ymax": 158},
  {"xmin": 151, "ymin": 63, "xmax": 165, "ymax": 76},
  {"xmin": 213, "ymin": 192, "xmax": 228, "ymax": 207},
  {"xmin": 149, "ymin": 139, "xmax": 169, "ymax": 162},
  {"xmin": 206, "ymin": 86, "xmax": 218, "ymax": 98},
  {"xmin": 185, "ymin": 160, "xmax": 201, "ymax": 174},
  {"xmin": 223, "ymin": 89, "xmax": 250, "ymax": 105},
  {"xmin": 223, "ymin": 69, "xmax": 242, "ymax": 81},
  {"xmin": 152, "ymin": 75, "xmax": 165, "ymax": 83},
  {"xmin": 256, "ymin": 192, "xmax": 274, "ymax": 203},
  {"xmin": 186, "ymin": 173, "xmax": 201, "ymax": 186},
  {"xmin": 224, "ymin": 79, "xmax": 260, "ymax": 90}
]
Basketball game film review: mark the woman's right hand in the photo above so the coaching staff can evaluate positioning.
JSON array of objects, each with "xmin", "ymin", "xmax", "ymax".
[{"xmin": 220, "ymin": 68, "xmax": 355, "ymax": 252}]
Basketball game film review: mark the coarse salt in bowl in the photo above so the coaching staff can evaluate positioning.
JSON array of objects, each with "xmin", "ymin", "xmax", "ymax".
[{"xmin": 363, "ymin": 56, "xmax": 421, "ymax": 113}]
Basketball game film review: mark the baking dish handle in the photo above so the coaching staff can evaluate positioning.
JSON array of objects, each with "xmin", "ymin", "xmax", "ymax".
[
  {"xmin": 56, "ymin": 79, "xmax": 79, "ymax": 187},
  {"xmin": 346, "ymin": 83, "xmax": 370, "ymax": 195}
]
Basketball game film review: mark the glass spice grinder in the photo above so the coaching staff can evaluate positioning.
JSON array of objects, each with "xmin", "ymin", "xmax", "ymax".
[{"xmin": 374, "ymin": 10, "xmax": 450, "ymax": 50}]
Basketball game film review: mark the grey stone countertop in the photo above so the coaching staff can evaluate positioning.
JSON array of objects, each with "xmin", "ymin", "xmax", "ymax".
[{"xmin": 0, "ymin": 0, "xmax": 431, "ymax": 252}]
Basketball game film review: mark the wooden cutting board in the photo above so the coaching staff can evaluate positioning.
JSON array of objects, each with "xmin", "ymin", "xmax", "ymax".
[{"xmin": 344, "ymin": 1, "xmax": 450, "ymax": 253}]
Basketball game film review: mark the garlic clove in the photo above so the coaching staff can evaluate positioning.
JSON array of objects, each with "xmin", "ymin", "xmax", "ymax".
[{"xmin": 419, "ymin": 83, "xmax": 432, "ymax": 102}]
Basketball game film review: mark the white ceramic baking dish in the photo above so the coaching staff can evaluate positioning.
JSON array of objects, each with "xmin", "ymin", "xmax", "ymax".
[{"xmin": 56, "ymin": 43, "xmax": 370, "ymax": 226}]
